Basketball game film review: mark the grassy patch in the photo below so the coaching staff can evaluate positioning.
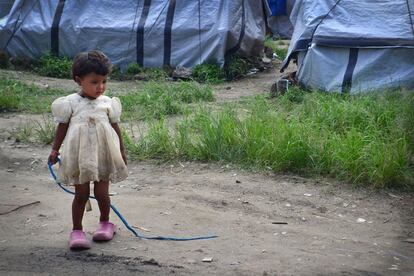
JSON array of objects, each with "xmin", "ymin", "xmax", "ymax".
[
  {"xmin": 116, "ymin": 81, "xmax": 214, "ymax": 120},
  {"xmin": 264, "ymin": 37, "xmax": 288, "ymax": 60},
  {"xmin": 126, "ymin": 88, "xmax": 414, "ymax": 189},
  {"xmin": 0, "ymin": 79, "xmax": 67, "ymax": 113},
  {"xmin": 110, "ymin": 62, "xmax": 168, "ymax": 81},
  {"xmin": 224, "ymin": 55, "xmax": 254, "ymax": 80},
  {"xmin": 8, "ymin": 116, "xmax": 56, "ymax": 144},
  {"xmin": 192, "ymin": 63, "xmax": 225, "ymax": 84}
]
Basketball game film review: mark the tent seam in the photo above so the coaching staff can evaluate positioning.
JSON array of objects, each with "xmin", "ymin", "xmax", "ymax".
[{"xmin": 405, "ymin": 0, "xmax": 414, "ymax": 37}]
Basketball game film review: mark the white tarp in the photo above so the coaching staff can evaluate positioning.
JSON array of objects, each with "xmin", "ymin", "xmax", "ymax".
[{"xmin": 0, "ymin": 0, "xmax": 267, "ymax": 69}]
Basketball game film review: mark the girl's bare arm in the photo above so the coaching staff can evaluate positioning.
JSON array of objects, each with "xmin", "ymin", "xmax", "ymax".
[
  {"xmin": 48, "ymin": 123, "xmax": 69, "ymax": 164},
  {"xmin": 111, "ymin": 122, "xmax": 127, "ymax": 165}
]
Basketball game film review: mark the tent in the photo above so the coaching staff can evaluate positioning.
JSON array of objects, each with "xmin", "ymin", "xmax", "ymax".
[
  {"xmin": 281, "ymin": 0, "xmax": 414, "ymax": 94},
  {"xmin": 266, "ymin": 0, "xmax": 295, "ymax": 39},
  {"xmin": 0, "ymin": 0, "xmax": 267, "ymax": 69}
]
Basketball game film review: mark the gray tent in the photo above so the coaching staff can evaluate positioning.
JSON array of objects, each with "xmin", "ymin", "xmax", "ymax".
[
  {"xmin": 281, "ymin": 0, "xmax": 414, "ymax": 94},
  {"xmin": 0, "ymin": 0, "xmax": 267, "ymax": 69}
]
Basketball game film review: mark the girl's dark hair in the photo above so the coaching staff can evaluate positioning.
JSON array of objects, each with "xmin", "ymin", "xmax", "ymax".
[{"xmin": 72, "ymin": 50, "xmax": 112, "ymax": 81}]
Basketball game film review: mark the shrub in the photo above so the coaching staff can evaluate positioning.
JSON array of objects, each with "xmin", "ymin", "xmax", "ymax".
[
  {"xmin": 224, "ymin": 55, "xmax": 253, "ymax": 80},
  {"xmin": 192, "ymin": 63, "xmax": 225, "ymax": 84},
  {"xmin": 35, "ymin": 53, "xmax": 72, "ymax": 79}
]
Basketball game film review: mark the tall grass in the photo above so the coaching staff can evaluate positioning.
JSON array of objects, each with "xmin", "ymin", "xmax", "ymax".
[
  {"xmin": 8, "ymin": 116, "xmax": 56, "ymax": 144},
  {"xmin": 118, "ymin": 81, "xmax": 214, "ymax": 119},
  {"xmin": 126, "ymin": 88, "xmax": 414, "ymax": 188}
]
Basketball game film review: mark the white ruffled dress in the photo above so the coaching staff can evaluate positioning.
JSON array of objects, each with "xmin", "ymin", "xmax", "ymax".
[{"xmin": 51, "ymin": 93, "xmax": 128, "ymax": 185}]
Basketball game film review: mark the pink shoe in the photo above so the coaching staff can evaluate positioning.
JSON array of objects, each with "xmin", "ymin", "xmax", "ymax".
[
  {"xmin": 69, "ymin": 230, "xmax": 91, "ymax": 250},
  {"xmin": 92, "ymin": 221, "xmax": 116, "ymax": 241}
]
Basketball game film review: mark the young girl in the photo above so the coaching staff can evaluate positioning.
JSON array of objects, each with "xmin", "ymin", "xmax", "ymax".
[{"xmin": 48, "ymin": 50, "xmax": 128, "ymax": 250}]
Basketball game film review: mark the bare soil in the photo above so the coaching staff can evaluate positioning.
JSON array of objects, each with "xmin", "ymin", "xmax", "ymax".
[{"xmin": 0, "ymin": 66, "xmax": 413, "ymax": 275}]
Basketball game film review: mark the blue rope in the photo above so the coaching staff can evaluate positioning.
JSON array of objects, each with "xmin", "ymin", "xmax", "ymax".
[{"xmin": 47, "ymin": 161, "xmax": 218, "ymax": 241}]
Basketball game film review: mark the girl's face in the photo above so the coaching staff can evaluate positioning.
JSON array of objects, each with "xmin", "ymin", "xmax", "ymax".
[{"xmin": 76, "ymin": 72, "xmax": 107, "ymax": 99}]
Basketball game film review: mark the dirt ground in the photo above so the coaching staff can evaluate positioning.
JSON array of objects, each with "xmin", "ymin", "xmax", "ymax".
[{"xmin": 0, "ymin": 66, "xmax": 413, "ymax": 275}]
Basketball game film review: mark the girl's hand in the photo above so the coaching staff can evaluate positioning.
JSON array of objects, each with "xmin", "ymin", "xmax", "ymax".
[
  {"xmin": 48, "ymin": 150, "xmax": 60, "ymax": 165},
  {"xmin": 121, "ymin": 149, "xmax": 127, "ymax": 165}
]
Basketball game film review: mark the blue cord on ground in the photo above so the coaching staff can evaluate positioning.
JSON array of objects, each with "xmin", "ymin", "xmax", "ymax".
[{"xmin": 47, "ymin": 161, "xmax": 218, "ymax": 241}]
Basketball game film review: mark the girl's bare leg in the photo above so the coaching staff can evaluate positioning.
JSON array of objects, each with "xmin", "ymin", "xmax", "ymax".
[
  {"xmin": 72, "ymin": 183, "xmax": 90, "ymax": 230},
  {"xmin": 94, "ymin": 180, "xmax": 111, "ymax": 222}
]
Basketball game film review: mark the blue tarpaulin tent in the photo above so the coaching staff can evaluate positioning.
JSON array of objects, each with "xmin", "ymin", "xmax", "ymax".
[
  {"xmin": 282, "ymin": 0, "xmax": 414, "ymax": 93},
  {"xmin": 0, "ymin": 0, "xmax": 267, "ymax": 69}
]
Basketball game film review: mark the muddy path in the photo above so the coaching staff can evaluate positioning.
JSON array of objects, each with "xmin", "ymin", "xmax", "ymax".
[{"xmin": 0, "ymin": 141, "xmax": 413, "ymax": 275}]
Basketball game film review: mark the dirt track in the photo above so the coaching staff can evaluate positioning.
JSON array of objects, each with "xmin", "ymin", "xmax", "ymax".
[{"xmin": 0, "ymin": 68, "xmax": 413, "ymax": 275}]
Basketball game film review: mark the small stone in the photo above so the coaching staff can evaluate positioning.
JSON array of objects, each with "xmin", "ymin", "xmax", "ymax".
[
  {"xmin": 281, "ymin": 232, "xmax": 287, "ymax": 235},
  {"xmin": 303, "ymin": 193, "xmax": 312, "ymax": 197},
  {"xmin": 6, "ymin": 169, "xmax": 14, "ymax": 172},
  {"xmin": 357, "ymin": 218, "xmax": 366, "ymax": 223},
  {"xmin": 202, "ymin": 257, "xmax": 213, "ymax": 262}
]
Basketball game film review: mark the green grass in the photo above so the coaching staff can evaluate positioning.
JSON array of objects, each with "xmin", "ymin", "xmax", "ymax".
[
  {"xmin": 192, "ymin": 63, "xmax": 225, "ymax": 84},
  {"xmin": 33, "ymin": 115, "xmax": 56, "ymax": 144},
  {"xmin": 0, "ymin": 79, "xmax": 67, "ymax": 113},
  {"xmin": 125, "ymin": 88, "xmax": 414, "ymax": 189},
  {"xmin": 264, "ymin": 37, "xmax": 288, "ymax": 60},
  {"xmin": 111, "ymin": 63, "xmax": 168, "ymax": 81},
  {"xmin": 224, "ymin": 55, "xmax": 254, "ymax": 80},
  {"xmin": 3, "ymin": 76, "xmax": 413, "ymax": 189},
  {"xmin": 117, "ymin": 81, "xmax": 214, "ymax": 120},
  {"xmin": 8, "ymin": 116, "xmax": 56, "ymax": 144}
]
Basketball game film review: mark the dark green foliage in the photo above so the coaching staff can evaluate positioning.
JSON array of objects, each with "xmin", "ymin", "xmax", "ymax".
[
  {"xmin": 126, "ymin": 62, "xmax": 142, "ymax": 75},
  {"xmin": 192, "ymin": 63, "xmax": 225, "ymax": 84},
  {"xmin": 35, "ymin": 53, "xmax": 72, "ymax": 79},
  {"xmin": 224, "ymin": 55, "xmax": 253, "ymax": 80}
]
